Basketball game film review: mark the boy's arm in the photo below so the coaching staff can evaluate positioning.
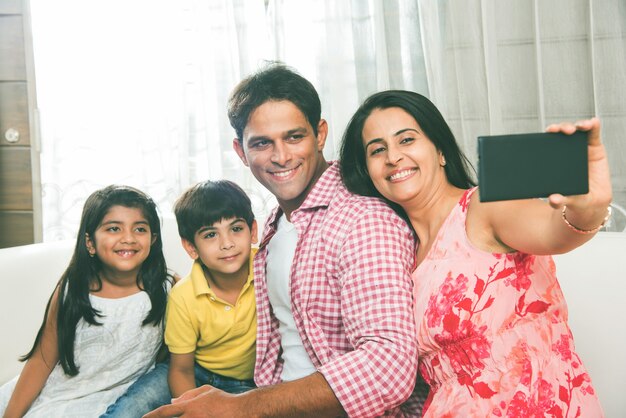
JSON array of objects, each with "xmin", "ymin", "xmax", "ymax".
[
  {"xmin": 4, "ymin": 288, "xmax": 61, "ymax": 418},
  {"xmin": 168, "ymin": 352, "xmax": 197, "ymax": 398},
  {"xmin": 164, "ymin": 285, "xmax": 202, "ymax": 398}
]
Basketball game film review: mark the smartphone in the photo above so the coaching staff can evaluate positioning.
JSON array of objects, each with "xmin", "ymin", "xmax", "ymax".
[{"xmin": 477, "ymin": 131, "xmax": 588, "ymax": 202}]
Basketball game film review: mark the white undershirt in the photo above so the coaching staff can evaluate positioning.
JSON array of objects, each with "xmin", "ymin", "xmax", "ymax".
[{"xmin": 266, "ymin": 214, "xmax": 316, "ymax": 381}]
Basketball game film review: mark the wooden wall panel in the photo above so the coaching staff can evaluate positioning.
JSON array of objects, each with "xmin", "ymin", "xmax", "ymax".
[
  {"xmin": 0, "ymin": 82, "xmax": 29, "ymax": 146},
  {"xmin": 0, "ymin": 0, "xmax": 37, "ymax": 247},
  {"xmin": 0, "ymin": 146, "xmax": 32, "ymax": 210},
  {"xmin": 0, "ymin": 0, "xmax": 21, "ymax": 14},
  {"xmin": 0, "ymin": 211, "xmax": 33, "ymax": 247},
  {"xmin": 0, "ymin": 16, "xmax": 26, "ymax": 80}
]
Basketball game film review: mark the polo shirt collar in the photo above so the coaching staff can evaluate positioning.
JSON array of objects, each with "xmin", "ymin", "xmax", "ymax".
[{"xmin": 190, "ymin": 260, "xmax": 211, "ymax": 297}]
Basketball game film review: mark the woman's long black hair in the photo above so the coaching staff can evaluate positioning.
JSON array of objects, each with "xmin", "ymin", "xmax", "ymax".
[{"xmin": 21, "ymin": 185, "xmax": 171, "ymax": 376}]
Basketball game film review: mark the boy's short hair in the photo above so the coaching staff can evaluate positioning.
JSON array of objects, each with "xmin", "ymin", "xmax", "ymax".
[
  {"xmin": 228, "ymin": 62, "xmax": 321, "ymax": 143},
  {"xmin": 174, "ymin": 180, "xmax": 255, "ymax": 243}
]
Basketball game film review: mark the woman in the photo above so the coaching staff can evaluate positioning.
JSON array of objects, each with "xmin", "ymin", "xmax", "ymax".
[{"xmin": 339, "ymin": 90, "xmax": 609, "ymax": 417}]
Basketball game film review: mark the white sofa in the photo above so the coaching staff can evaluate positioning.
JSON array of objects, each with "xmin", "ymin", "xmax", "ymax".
[{"xmin": 1, "ymin": 225, "xmax": 624, "ymax": 416}]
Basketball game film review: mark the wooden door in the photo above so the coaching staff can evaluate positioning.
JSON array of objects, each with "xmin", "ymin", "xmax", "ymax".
[{"xmin": 0, "ymin": 0, "xmax": 40, "ymax": 248}]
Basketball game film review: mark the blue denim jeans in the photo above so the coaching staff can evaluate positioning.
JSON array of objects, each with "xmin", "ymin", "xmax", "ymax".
[
  {"xmin": 100, "ymin": 361, "xmax": 171, "ymax": 418},
  {"xmin": 194, "ymin": 363, "xmax": 256, "ymax": 394},
  {"xmin": 100, "ymin": 361, "xmax": 255, "ymax": 417}
]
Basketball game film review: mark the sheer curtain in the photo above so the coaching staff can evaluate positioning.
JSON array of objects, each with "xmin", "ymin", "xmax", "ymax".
[
  {"xmin": 265, "ymin": 0, "xmax": 429, "ymax": 157},
  {"xmin": 30, "ymin": 0, "xmax": 625, "ymax": 240},
  {"xmin": 30, "ymin": 0, "xmax": 274, "ymax": 239}
]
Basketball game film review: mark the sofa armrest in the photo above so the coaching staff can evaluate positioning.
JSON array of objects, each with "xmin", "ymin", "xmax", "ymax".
[{"xmin": 0, "ymin": 239, "xmax": 74, "ymax": 384}]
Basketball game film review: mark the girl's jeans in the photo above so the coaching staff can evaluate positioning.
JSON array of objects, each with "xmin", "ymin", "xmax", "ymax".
[{"xmin": 100, "ymin": 361, "xmax": 255, "ymax": 418}]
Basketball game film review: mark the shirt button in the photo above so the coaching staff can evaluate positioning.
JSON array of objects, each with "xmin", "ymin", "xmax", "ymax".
[
  {"xmin": 224, "ymin": 306, "xmax": 232, "ymax": 311},
  {"xmin": 210, "ymin": 297, "xmax": 216, "ymax": 301}
]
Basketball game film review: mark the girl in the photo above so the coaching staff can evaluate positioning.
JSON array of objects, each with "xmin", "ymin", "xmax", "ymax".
[
  {"xmin": 340, "ymin": 90, "xmax": 608, "ymax": 417},
  {"xmin": 0, "ymin": 185, "xmax": 172, "ymax": 417}
]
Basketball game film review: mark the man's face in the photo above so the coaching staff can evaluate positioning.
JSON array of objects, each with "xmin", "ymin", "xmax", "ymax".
[{"xmin": 233, "ymin": 100, "xmax": 328, "ymax": 217}]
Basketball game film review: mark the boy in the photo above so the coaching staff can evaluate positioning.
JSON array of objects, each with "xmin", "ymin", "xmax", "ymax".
[{"xmin": 166, "ymin": 180, "xmax": 258, "ymax": 396}]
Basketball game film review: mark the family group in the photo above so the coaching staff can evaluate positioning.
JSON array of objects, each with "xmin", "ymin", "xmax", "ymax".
[{"xmin": 1, "ymin": 64, "xmax": 610, "ymax": 418}]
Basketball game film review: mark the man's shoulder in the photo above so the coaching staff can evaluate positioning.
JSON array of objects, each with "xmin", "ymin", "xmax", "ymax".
[
  {"xmin": 339, "ymin": 189, "xmax": 390, "ymax": 210},
  {"xmin": 318, "ymin": 187, "xmax": 414, "ymax": 252},
  {"xmin": 331, "ymin": 183, "xmax": 405, "ymax": 222}
]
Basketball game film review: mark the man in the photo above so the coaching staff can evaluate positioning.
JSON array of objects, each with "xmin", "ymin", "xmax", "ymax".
[{"xmin": 146, "ymin": 64, "xmax": 423, "ymax": 417}]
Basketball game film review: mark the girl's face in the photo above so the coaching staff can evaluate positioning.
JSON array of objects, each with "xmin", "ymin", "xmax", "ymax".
[
  {"xmin": 86, "ymin": 205, "xmax": 156, "ymax": 279},
  {"xmin": 362, "ymin": 107, "xmax": 445, "ymax": 206}
]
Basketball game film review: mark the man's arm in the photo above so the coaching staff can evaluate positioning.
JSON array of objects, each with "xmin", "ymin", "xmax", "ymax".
[
  {"xmin": 168, "ymin": 352, "xmax": 197, "ymax": 398},
  {"xmin": 145, "ymin": 371, "xmax": 344, "ymax": 418}
]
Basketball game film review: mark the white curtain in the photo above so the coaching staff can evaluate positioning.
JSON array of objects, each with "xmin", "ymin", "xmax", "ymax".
[
  {"xmin": 417, "ymin": 0, "xmax": 626, "ymax": 230},
  {"xmin": 30, "ymin": 0, "xmax": 625, "ymax": 240},
  {"xmin": 265, "ymin": 0, "xmax": 430, "ymax": 157},
  {"xmin": 31, "ymin": 0, "xmax": 275, "ymax": 239}
]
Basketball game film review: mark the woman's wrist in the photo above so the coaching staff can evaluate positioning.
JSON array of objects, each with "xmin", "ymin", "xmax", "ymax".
[{"xmin": 561, "ymin": 205, "xmax": 612, "ymax": 234}]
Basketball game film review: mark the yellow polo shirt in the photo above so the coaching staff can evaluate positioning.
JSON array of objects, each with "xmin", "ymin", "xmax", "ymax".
[{"xmin": 165, "ymin": 249, "xmax": 256, "ymax": 380}]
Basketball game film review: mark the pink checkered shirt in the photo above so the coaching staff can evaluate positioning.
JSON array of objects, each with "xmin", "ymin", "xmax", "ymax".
[{"xmin": 253, "ymin": 162, "xmax": 421, "ymax": 417}]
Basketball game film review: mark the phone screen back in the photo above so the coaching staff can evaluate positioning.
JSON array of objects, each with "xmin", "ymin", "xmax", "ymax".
[{"xmin": 478, "ymin": 131, "xmax": 588, "ymax": 202}]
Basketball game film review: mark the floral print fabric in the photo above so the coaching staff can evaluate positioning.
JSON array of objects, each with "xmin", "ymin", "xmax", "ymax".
[{"xmin": 412, "ymin": 188, "xmax": 603, "ymax": 418}]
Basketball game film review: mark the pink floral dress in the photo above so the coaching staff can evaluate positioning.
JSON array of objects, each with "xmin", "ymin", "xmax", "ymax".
[{"xmin": 413, "ymin": 188, "xmax": 603, "ymax": 418}]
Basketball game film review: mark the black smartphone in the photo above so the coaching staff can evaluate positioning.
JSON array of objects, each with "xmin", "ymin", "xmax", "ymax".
[{"xmin": 477, "ymin": 131, "xmax": 588, "ymax": 202}]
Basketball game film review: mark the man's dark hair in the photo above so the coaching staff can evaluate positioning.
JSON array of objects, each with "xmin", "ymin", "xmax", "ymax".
[
  {"xmin": 228, "ymin": 63, "xmax": 321, "ymax": 142},
  {"xmin": 174, "ymin": 180, "xmax": 255, "ymax": 243}
]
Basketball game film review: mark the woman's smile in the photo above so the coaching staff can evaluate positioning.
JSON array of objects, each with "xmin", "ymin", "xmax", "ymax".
[{"xmin": 387, "ymin": 168, "xmax": 418, "ymax": 182}]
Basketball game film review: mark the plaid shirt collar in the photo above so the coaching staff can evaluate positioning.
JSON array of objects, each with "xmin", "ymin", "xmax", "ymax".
[{"xmin": 260, "ymin": 160, "xmax": 338, "ymax": 247}]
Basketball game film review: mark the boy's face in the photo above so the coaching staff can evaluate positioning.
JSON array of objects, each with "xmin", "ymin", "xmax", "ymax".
[
  {"xmin": 182, "ymin": 217, "xmax": 258, "ymax": 279},
  {"xmin": 233, "ymin": 100, "xmax": 329, "ymax": 217}
]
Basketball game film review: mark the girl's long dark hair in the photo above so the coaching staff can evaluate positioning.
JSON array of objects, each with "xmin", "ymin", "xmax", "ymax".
[{"xmin": 21, "ymin": 185, "xmax": 171, "ymax": 376}]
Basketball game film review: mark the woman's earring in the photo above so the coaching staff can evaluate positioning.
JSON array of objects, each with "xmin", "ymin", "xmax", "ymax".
[{"xmin": 86, "ymin": 233, "xmax": 95, "ymax": 257}]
